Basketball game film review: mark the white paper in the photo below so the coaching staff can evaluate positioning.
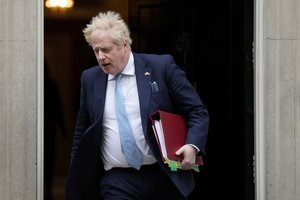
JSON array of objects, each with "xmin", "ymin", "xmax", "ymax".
[{"xmin": 153, "ymin": 120, "xmax": 167, "ymax": 159}]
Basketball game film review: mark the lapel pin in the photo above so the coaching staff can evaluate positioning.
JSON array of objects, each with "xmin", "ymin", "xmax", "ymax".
[{"xmin": 144, "ymin": 72, "xmax": 151, "ymax": 76}]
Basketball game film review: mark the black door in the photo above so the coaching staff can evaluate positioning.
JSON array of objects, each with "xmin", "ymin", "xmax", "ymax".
[{"xmin": 129, "ymin": 0, "xmax": 254, "ymax": 199}]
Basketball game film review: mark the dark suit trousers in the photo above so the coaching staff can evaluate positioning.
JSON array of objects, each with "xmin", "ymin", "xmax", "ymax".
[{"xmin": 100, "ymin": 163, "xmax": 188, "ymax": 200}]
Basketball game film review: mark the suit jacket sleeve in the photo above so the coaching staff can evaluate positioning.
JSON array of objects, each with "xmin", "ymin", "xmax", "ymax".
[
  {"xmin": 70, "ymin": 71, "xmax": 91, "ymax": 163},
  {"xmin": 162, "ymin": 55, "xmax": 209, "ymax": 153}
]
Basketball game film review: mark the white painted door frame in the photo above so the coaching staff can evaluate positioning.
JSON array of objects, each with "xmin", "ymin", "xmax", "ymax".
[
  {"xmin": 37, "ymin": 2, "xmax": 44, "ymax": 200},
  {"xmin": 254, "ymin": 0, "xmax": 266, "ymax": 200},
  {"xmin": 37, "ymin": 1, "xmax": 265, "ymax": 200}
]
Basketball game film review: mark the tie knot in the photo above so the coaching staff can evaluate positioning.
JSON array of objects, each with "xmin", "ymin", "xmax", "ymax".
[
  {"xmin": 115, "ymin": 74, "xmax": 123, "ymax": 89},
  {"xmin": 116, "ymin": 73, "xmax": 122, "ymax": 81}
]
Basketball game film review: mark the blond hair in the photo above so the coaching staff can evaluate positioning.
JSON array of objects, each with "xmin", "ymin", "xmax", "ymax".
[{"xmin": 83, "ymin": 11, "xmax": 132, "ymax": 47}]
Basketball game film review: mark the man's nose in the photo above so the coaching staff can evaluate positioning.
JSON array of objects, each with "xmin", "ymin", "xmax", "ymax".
[{"xmin": 97, "ymin": 51, "xmax": 105, "ymax": 60}]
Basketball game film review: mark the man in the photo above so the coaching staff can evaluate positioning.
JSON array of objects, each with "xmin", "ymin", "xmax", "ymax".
[{"xmin": 66, "ymin": 11, "xmax": 209, "ymax": 200}]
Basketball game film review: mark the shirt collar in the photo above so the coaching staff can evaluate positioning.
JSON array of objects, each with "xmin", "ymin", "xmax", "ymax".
[{"xmin": 108, "ymin": 52, "xmax": 135, "ymax": 81}]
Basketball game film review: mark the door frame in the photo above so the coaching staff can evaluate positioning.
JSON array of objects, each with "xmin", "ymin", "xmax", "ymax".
[
  {"xmin": 37, "ymin": 0, "xmax": 265, "ymax": 199},
  {"xmin": 38, "ymin": 2, "xmax": 44, "ymax": 200},
  {"xmin": 254, "ymin": 0, "xmax": 266, "ymax": 200}
]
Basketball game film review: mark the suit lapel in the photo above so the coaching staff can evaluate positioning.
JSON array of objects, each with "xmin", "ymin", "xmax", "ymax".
[
  {"xmin": 134, "ymin": 54, "xmax": 152, "ymax": 136},
  {"xmin": 93, "ymin": 69, "xmax": 108, "ymax": 123}
]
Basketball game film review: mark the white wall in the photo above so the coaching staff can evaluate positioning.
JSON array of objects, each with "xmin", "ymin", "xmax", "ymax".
[
  {"xmin": 0, "ymin": 0, "xmax": 43, "ymax": 199},
  {"xmin": 255, "ymin": 0, "xmax": 300, "ymax": 199}
]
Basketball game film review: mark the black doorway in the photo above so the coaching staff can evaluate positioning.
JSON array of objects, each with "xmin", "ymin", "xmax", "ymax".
[
  {"xmin": 44, "ymin": 0, "xmax": 254, "ymax": 198},
  {"xmin": 129, "ymin": 0, "xmax": 254, "ymax": 199}
]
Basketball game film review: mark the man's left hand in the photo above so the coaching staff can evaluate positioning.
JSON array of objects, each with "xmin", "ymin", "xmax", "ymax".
[{"xmin": 175, "ymin": 144, "xmax": 197, "ymax": 170}]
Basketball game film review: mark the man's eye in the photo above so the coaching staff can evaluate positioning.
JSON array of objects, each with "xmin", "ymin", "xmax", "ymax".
[
  {"xmin": 94, "ymin": 48, "xmax": 111, "ymax": 54},
  {"xmin": 102, "ymin": 49, "xmax": 110, "ymax": 53}
]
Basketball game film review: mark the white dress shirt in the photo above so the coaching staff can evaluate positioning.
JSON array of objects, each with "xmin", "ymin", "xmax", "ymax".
[{"xmin": 100, "ymin": 52, "xmax": 157, "ymax": 170}]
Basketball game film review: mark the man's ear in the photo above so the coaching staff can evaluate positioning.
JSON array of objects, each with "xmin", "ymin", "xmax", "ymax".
[{"xmin": 124, "ymin": 42, "xmax": 128, "ymax": 49}]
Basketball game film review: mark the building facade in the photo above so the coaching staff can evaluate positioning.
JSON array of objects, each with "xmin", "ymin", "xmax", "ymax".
[{"xmin": 0, "ymin": 0, "xmax": 299, "ymax": 199}]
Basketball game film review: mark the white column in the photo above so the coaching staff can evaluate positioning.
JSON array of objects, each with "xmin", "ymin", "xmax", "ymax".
[
  {"xmin": 255, "ymin": 0, "xmax": 300, "ymax": 199},
  {"xmin": 0, "ymin": 0, "xmax": 43, "ymax": 199}
]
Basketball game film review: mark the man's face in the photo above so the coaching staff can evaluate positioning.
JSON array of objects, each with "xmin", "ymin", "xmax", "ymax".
[{"xmin": 90, "ymin": 29, "xmax": 129, "ymax": 75}]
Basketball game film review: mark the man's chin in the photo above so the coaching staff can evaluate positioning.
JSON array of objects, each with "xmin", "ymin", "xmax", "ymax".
[{"xmin": 101, "ymin": 67, "xmax": 115, "ymax": 75}]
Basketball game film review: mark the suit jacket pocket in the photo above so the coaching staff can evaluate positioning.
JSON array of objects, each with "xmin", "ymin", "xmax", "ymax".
[{"xmin": 150, "ymin": 88, "xmax": 172, "ymax": 111}]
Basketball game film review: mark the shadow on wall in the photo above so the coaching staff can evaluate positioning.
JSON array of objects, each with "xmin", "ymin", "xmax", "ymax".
[{"xmin": 44, "ymin": 59, "xmax": 67, "ymax": 200}]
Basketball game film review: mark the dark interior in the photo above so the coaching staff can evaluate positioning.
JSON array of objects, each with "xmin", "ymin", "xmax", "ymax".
[{"xmin": 44, "ymin": 0, "xmax": 254, "ymax": 199}]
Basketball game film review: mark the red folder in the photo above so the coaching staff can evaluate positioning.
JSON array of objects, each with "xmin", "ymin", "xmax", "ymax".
[{"xmin": 150, "ymin": 110, "xmax": 203, "ymax": 168}]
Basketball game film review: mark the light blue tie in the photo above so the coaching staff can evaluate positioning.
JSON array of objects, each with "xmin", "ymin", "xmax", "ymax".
[{"xmin": 115, "ymin": 73, "xmax": 143, "ymax": 170}]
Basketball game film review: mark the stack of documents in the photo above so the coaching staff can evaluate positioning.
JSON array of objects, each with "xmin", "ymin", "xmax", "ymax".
[{"xmin": 150, "ymin": 110, "xmax": 203, "ymax": 172}]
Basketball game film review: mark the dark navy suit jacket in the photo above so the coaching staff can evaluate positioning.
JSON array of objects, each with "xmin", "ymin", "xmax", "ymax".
[{"xmin": 66, "ymin": 53, "xmax": 209, "ymax": 200}]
